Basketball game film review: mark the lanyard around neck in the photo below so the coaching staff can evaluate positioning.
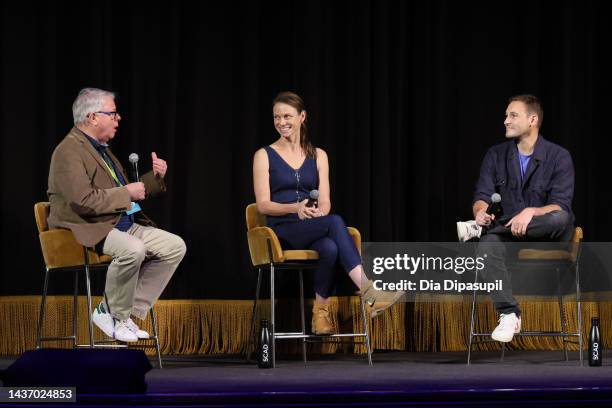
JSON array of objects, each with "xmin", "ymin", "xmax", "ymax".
[{"xmin": 99, "ymin": 150, "xmax": 123, "ymax": 186}]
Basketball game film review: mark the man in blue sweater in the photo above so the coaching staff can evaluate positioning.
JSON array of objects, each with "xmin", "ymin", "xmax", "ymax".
[{"xmin": 458, "ymin": 95, "xmax": 575, "ymax": 343}]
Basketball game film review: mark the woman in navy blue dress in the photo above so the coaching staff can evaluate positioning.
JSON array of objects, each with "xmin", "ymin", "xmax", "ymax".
[{"xmin": 253, "ymin": 91, "xmax": 403, "ymax": 334}]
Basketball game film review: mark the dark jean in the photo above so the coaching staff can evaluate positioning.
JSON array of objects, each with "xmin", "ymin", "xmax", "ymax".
[
  {"xmin": 272, "ymin": 214, "xmax": 362, "ymax": 298},
  {"xmin": 476, "ymin": 210, "xmax": 574, "ymax": 316}
]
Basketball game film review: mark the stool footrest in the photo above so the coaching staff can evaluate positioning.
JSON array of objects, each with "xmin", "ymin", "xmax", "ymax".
[
  {"xmin": 275, "ymin": 333, "xmax": 368, "ymax": 339},
  {"xmin": 472, "ymin": 332, "xmax": 580, "ymax": 337},
  {"xmin": 37, "ymin": 336, "xmax": 76, "ymax": 342},
  {"xmin": 517, "ymin": 332, "xmax": 580, "ymax": 337}
]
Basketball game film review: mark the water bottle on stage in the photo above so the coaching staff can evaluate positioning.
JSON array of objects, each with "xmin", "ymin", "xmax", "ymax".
[
  {"xmin": 258, "ymin": 319, "xmax": 272, "ymax": 369},
  {"xmin": 589, "ymin": 317, "xmax": 602, "ymax": 367}
]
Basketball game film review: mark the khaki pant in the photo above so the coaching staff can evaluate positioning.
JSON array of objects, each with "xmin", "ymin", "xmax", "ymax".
[{"xmin": 102, "ymin": 223, "xmax": 186, "ymax": 320}]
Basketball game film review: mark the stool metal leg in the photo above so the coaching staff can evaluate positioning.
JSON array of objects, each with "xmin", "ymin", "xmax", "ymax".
[
  {"xmin": 247, "ymin": 268, "xmax": 262, "ymax": 362},
  {"xmin": 73, "ymin": 270, "xmax": 79, "ymax": 348},
  {"xmin": 576, "ymin": 262, "xmax": 583, "ymax": 366},
  {"xmin": 467, "ymin": 271, "xmax": 479, "ymax": 365},
  {"xmin": 557, "ymin": 267, "xmax": 569, "ymax": 361},
  {"xmin": 360, "ymin": 294, "xmax": 373, "ymax": 366},
  {"xmin": 150, "ymin": 307, "xmax": 163, "ymax": 368},
  {"xmin": 299, "ymin": 269, "xmax": 307, "ymax": 365},
  {"xmin": 270, "ymin": 262, "xmax": 276, "ymax": 368},
  {"xmin": 83, "ymin": 248, "xmax": 95, "ymax": 348},
  {"xmin": 36, "ymin": 268, "xmax": 50, "ymax": 349}
]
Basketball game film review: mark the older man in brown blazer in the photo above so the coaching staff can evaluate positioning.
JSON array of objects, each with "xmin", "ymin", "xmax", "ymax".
[{"xmin": 47, "ymin": 87, "xmax": 186, "ymax": 342}]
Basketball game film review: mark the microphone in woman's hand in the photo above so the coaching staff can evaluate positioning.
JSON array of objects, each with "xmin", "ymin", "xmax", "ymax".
[{"xmin": 306, "ymin": 189, "xmax": 319, "ymax": 207}]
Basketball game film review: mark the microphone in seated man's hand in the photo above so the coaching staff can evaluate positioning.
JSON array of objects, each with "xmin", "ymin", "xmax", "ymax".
[
  {"xmin": 306, "ymin": 189, "xmax": 319, "ymax": 208},
  {"xmin": 457, "ymin": 193, "xmax": 502, "ymax": 242},
  {"xmin": 486, "ymin": 193, "xmax": 503, "ymax": 217},
  {"xmin": 129, "ymin": 153, "xmax": 139, "ymax": 180}
]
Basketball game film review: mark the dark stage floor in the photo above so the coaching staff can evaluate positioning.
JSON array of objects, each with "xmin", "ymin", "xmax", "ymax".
[{"xmin": 2, "ymin": 350, "xmax": 612, "ymax": 407}]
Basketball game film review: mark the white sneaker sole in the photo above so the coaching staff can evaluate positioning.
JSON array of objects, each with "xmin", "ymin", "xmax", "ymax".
[
  {"xmin": 491, "ymin": 331, "xmax": 515, "ymax": 343},
  {"xmin": 114, "ymin": 333, "xmax": 139, "ymax": 342},
  {"xmin": 492, "ymin": 325, "xmax": 521, "ymax": 343}
]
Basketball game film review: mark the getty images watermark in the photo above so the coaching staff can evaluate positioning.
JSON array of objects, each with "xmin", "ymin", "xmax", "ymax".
[
  {"xmin": 361, "ymin": 243, "xmax": 505, "ymax": 299},
  {"xmin": 370, "ymin": 251, "xmax": 502, "ymax": 293},
  {"xmin": 363, "ymin": 242, "xmax": 612, "ymax": 302}
]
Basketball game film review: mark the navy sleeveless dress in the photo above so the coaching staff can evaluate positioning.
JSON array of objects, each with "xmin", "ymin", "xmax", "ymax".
[{"xmin": 264, "ymin": 146, "xmax": 361, "ymax": 298}]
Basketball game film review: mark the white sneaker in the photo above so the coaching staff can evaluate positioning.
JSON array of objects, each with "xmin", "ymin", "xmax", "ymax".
[
  {"xmin": 92, "ymin": 302, "xmax": 114, "ymax": 338},
  {"xmin": 491, "ymin": 312, "xmax": 521, "ymax": 343},
  {"xmin": 113, "ymin": 320, "xmax": 139, "ymax": 342},
  {"xmin": 126, "ymin": 318, "xmax": 150, "ymax": 339},
  {"xmin": 457, "ymin": 220, "xmax": 482, "ymax": 242}
]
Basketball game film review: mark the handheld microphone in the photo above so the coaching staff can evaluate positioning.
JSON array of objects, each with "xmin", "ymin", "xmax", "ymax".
[
  {"xmin": 306, "ymin": 189, "xmax": 319, "ymax": 208},
  {"xmin": 128, "ymin": 153, "xmax": 140, "ymax": 181},
  {"xmin": 486, "ymin": 193, "xmax": 502, "ymax": 217}
]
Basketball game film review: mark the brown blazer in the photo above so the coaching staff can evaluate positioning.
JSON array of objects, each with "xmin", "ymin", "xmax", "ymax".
[{"xmin": 47, "ymin": 127, "xmax": 165, "ymax": 247}]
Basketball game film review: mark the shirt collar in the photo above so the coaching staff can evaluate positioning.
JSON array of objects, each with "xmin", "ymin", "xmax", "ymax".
[
  {"xmin": 514, "ymin": 134, "xmax": 545, "ymax": 160},
  {"xmin": 76, "ymin": 127, "xmax": 109, "ymax": 150}
]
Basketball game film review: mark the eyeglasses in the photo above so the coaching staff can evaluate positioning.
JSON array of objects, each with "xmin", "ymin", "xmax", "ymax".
[{"xmin": 95, "ymin": 111, "xmax": 120, "ymax": 120}]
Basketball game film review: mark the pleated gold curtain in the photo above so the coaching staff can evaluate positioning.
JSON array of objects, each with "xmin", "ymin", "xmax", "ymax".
[{"xmin": 0, "ymin": 295, "xmax": 605, "ymax": 356}]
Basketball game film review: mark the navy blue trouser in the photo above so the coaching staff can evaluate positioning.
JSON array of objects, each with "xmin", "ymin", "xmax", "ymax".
[
  {"xmin": 476, "ymin": 210, "xmax": 574, "ymax": 316},
  {"xmin": 272, "ymin": 214, "xmax": 362, "ymax": 298}
]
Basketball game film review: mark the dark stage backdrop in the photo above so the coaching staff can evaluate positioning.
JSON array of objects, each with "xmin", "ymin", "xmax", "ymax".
[{"xmin": 1, "ymin": 1, "xmax": 609, "ymax": 299}]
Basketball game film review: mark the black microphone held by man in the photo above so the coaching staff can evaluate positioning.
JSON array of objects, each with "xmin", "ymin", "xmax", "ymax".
[
  {"xmin": 486, "ymin": 193, "xmax": 502, "ymax": 218},
  {"xmin": 456, "ymin": 193, "xmax": 502, "ymax": 242}
]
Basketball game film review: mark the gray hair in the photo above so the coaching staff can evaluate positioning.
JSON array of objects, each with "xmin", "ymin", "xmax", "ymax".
[{"xmin": 72, "ymin": 87, "xmax": 115, "ymax": 125}]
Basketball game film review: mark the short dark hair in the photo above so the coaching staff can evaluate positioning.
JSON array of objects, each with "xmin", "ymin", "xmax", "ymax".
[{"xmin": 509, "ymin": 94, "xmax": 543, "ymax": 128}]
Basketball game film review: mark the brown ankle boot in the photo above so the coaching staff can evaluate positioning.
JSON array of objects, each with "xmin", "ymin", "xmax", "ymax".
[
  {"xmin": 361, "ymin": 280, "xmax": 405, "ymax": 318},
  {"xmin": 312, "ymin": 301, "xmax": 334, "ymax": 335}
]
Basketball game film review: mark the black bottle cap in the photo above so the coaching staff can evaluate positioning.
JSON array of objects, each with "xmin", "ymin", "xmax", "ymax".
[
  {"xmin": 261, "ymin": 319, "xmax": 269, "ymax": 327},
  {"xmin": 592, "ymin": 317, "xmax": 600, "ymax": 325}
]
